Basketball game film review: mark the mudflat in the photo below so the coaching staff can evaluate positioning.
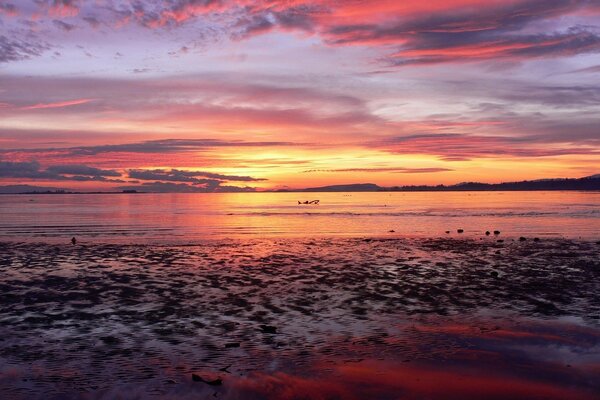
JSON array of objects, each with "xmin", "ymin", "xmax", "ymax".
[{"xmin": 0, "ymin": 237, "xmax": 599, "ymax": 399}]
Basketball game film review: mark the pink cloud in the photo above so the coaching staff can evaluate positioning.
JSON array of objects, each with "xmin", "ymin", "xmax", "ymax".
[
  {"xmin": 48, "ymin": 0, "xmax": 80, "ymax": 18},
  {"xmin": 20, "ymin": 98, "xmax": 94, "ymax": 110}
]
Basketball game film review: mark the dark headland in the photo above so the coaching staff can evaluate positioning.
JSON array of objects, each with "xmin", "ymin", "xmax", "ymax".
[{"xmin": 283, "ymin": 174, "xmax": 600, "ymax": 192}]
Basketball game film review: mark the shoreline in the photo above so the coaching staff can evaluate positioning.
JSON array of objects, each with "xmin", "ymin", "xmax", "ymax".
[{"xmin": 1, "ymin": 234, "xmax": 599, "ymax": 246}]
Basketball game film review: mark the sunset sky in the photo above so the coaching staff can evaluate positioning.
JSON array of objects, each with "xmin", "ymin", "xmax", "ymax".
[{"xmin": 1, "ymin": 0, "xmax": 599, "ymax": 192}]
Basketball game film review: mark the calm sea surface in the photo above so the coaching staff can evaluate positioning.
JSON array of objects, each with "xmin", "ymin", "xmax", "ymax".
[{"xmin": 0, "ymin": 191, "xmax": 598, "ymax": 243}]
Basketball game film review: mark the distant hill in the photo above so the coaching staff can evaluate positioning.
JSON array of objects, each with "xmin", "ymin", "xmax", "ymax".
[
  {"xmin": 300, "ymin": 183, "xmax": 381, "ymax": 192},
  {"xmin": 0, "ymin": 185, "xmax": 70, "ymax": 194},
  {"xmin": 2, "ymin": 175, "xmax": 599, "ymax": 194},
  {"xmin": 286, "ymin": 175, "xmax": 600, "ymax": 192}
]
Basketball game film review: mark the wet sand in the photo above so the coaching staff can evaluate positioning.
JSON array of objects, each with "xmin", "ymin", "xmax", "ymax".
[{"xmin": 0, "ymin": 237, "xmax": 599, "ymax": 399}]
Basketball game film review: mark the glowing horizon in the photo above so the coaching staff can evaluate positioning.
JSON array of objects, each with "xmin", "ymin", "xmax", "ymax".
[{"xmin": 1, "ymin": 0, "xmax": 599, "ymax": 192}]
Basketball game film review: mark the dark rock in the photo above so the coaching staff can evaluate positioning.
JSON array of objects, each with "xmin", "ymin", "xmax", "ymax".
[
  {"xmin": 259, "ymin": 325, "xmax": 278, "ymax": 334},
  {"xmin": 457, "ymin": 229, "xmax": 464, "ymax": 233},
  {"xmin": 192, "ymin": 374, "xmax": 223, "ymax": 386},
  {"xmin": 490, "ymin": 271, "xmax": 499, "ymax": 278},
  {"xmin": 497, "ymin": 239, "xmax": 504, "ymax": 243},
  {"xmin": 533, "ymin": 237, "xmax": 540, "ymax": 242},
  {"xmin": 388, "ymin": 230, "xmax": 395, "ymax": 233},
  {"xmin": 485, "ymin": 231, "xmax": 490, "ymax": 236},
  {"xmin": 220, "ymin": 321, "xmax": 237, "ymax": 332},
  {"xmin": 100, "ymin": 336, "xmax": 120, "ymax": 345},
  {"xmin": 493, "ymin": 230, "xmax": 501, "ymax": 235},
  {"xmin": 519, "ymin": 237, "xmax": 527, "ymax": 242},
  {"xmin": 445, "ymin": 231, "xmax": 450, "ymax": 234}
]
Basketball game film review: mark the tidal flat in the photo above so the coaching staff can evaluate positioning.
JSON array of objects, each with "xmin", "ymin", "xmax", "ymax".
[{"xmin": 0, "ymin": 237, "xmax": 599, "ymax": 399}]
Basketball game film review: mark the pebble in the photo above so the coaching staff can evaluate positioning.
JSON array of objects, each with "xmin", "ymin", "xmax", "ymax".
[{"xmin": 260, "ymin": 325, "xmax": 278, "ymax": 334}]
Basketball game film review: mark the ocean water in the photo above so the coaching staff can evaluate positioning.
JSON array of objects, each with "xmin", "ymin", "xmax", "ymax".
[{"xmin": 0, "ymin": 191, "xmax": 598, "ymax": 243}]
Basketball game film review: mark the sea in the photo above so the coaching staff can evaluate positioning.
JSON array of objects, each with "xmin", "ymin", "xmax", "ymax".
[{"xmin": 0, "ymin": 191, "xmax": 598, "ymax": 243}]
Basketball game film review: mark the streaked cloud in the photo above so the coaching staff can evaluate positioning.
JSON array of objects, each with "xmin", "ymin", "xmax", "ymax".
[
  {"xmin": 304, "ymin": 167, "xmax": 453, "ymax": 174},
  {"xmin": 127, "ymin": 168, "xmax": 266, "ymax": 182},
  {"xmin": 0, "ymin": 160, "xmax": 124, "ymax": 182},
  {"xmin": 20, "ymin": 99, "xmax": 94, "ymax": 110},
  {"xmin": 117, "ymin": 181, "xmax": 256, "ymax": 193}
]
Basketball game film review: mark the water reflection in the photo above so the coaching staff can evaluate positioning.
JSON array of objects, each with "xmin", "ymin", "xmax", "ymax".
[
  {"xmin": 213, "ymin": 319, "xmax": 600, "ymax": 400},
  {"xmin": 1, "ymin": 191, "xmax": 599, "ymax": 242},
  {"xmin": 2, "ymin": 317, "xmax": 597, "ymax": 399}
]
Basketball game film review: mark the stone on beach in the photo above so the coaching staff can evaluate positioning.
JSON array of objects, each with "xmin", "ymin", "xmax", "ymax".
[
  {"xmin": 260, "ymin": 325, "xmax": 278, "ymax": 334},
  {"xmin": 192, "ymin": 374, "xmax": 223, "ymax": 386}
]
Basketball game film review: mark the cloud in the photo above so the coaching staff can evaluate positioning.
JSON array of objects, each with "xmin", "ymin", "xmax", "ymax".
[
  {"xmin": 63, "ymin": 138, "xmax": 295, "ymax": 156},
  {"xmin": 48, "ymin": 0, "xmax": 80, "ymax": 17},
  {"xmin": 0, "ymin": 159, "xmax": 264, "ymax": 192},
  {"xmin": 46, "ymin": 164, "xmax": 121, "ymax": 177},
  {"xmin": 376, "ymin": 133, "xmax": 600, "ymax": 161},
  {"xmin": 0, "ymin": 35, "xmax": 48, "ymax": 63},
  {"xmin": 4, "ymin": 0, "xmax": 599, "ymax": 67},
  {"xmin": 0, "ymin": 161, "xmax": 52, "ymax": 179},
  {"xmin": 117, "ymin": 181, "xmax": 256, "ymax": 193},
  {"xmin": 233, "ymin": 3, "xmax": 322, "ymax": 39},
  {"xmin": 81, "ymin": 15, "xmax": 100, "ymax": 28},
  {"xmin": 0, "ymin": 160, "xmax": 123, "ymax": 182},
  {"xmin": 223, "ymin": 0, "xmax": 600, "ymax": 66},
  {"xmin": 386, "ymin": 28, "xmax": 600, "ymax": 66},
  {"xmin": 320, "ymin": 1, "xmax": 600, "ymax": 65},
  {"xmin": 104, "ymin": 0, "xmax": 226, "ymax": 29},
  {"xmin": 569, "ymin": 64, "xmax": 600, "ymax": 73},
  {"xmin": 20, "ymin": 98, "xmax": 94, "ymax": 110},
  {"xmin": 0, "ymin": 3, "xmax": 17, "ymax": 16},
  {"xmin": 303, "ymin": 167, "xmax": 452, "ymax": 173},
  {"xmin": 52, "ymin": 19, "xmax": 76, "ymax": 32},
  {"xmin": 128, "ymin": 168, "xmax": 266, "ymax": 183}
]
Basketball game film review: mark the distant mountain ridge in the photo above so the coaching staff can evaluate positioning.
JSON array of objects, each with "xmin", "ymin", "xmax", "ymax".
[
  {"xmin": 285, "ymin": 174, "xmax": 600, "ymax": 192},
  {"xmin": 1, "ymin": 175, "xmax": 599, "ymax": 194},
  {"xmin": 300, "ymin": 183, "xmax": 381, "ymax": 192}
]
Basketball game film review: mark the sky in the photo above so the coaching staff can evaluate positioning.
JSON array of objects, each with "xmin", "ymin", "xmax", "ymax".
[{"xmin": 1, "ymin": 0, "xmax": 599, "ymax": 192}]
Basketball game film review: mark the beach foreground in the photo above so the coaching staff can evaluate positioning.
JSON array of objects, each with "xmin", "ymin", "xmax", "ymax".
[{"xmin": 0, "ymin": 237, "xmax": 599, "ymax": 399}]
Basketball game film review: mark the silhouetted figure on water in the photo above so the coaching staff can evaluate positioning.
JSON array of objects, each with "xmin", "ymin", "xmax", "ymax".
[
  {"xmin": 71, "ymin": 237, "xmax": 77, "ymax": 245},
  {"xmin": 298, "ymin": 200, "xmax": 319, "ymax": 205}
]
